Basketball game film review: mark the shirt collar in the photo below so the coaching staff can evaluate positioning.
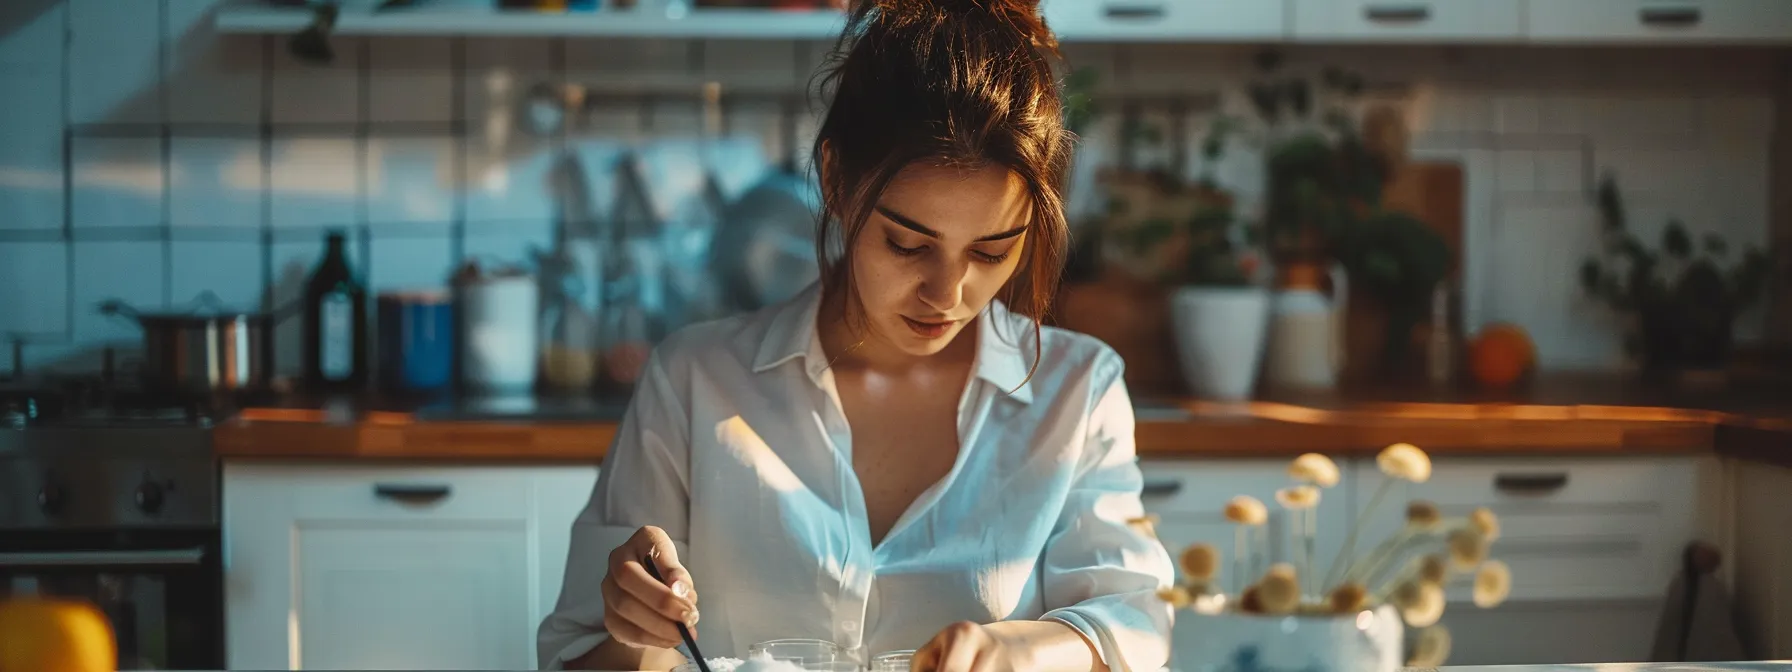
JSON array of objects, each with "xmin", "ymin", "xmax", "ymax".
[{"xmin": 750, "ymin": 282, "xmax": 1035, "ymax": 404}]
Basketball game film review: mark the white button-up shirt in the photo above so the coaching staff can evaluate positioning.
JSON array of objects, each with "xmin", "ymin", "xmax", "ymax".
[{"xmin": 538, "ymin": 283, "xmax": 1174, "ymax": 670}]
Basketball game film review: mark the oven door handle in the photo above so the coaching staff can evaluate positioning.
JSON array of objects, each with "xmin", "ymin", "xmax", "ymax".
[{"xmin": 0, "ymin": 547, "xmax": 207, "ymax": 567}]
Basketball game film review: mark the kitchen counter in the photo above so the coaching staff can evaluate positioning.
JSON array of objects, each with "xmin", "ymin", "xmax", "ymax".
[{"xmin": 211, "ymin": 372, "xmax": 1792, "ymax": 466}]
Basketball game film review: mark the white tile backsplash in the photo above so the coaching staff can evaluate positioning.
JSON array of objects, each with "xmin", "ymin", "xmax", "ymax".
[
  {"xmin": 72, "ymin": 240, "xmax": 166, "ymax": 344},
  {"xmin": 67, "ymin": 0, "xmax": 162, "ymax": 125},
  {"xmin": 0, "ymin": 242, "xmax": 70, "ymax": 338},
  {"xmin": 364, "ymin": 136, "xmax": 456, "ymax": 225},
  {"xmin": 71, "ymin": 138, "xmax": 164, "ymax": 230},
  {"xmin": 165, "ymin": 0, "xmax": 265, "ymax": 125},
  {"xmin": 370, "ymin": 38, "xmax": 454, "ymax": 124},
  {"xmin": 171, "ymin": 240, "xmax": 264, "ymax": 311},
  {"xmin": 270, "ymin": 135, "xmax": 359, "ymax": 230},
  {"xmin": 2, "ymin": 6, "xmax": 1785, "ymax": 371},
  {"xmin": 171, "ymin": 137, "xmax": 263, "ymax": 228}
]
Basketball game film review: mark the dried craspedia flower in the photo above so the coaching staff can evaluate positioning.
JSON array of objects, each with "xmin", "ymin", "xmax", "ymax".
[
  {"xmin": 1474, "ymin": 559, "xmax": 1512, "ymax": 608},
  {"xmin": 1180, "ymin": 544, "xmax": 1220, "ymax": 581},
  {"xmin": 1127, "ymin": 514, "xmax": 1160, "ymax": 539},
  {"xmin": 1448, "ymin": 528, "xmax": 1489, "ymax": 570},
  {"xmin": 1288, "ymin": 453, "xmax": 1341, "ymax": 488},
  {"xmin": 1471, "ymin": 507, "xmax": 1501, "ymax": 542},
  {"xmin": 1156, "ymin": 586, "xmax": 1193, "ymax": 609},
  {"xmin": 1328, "ymin": 582, "xmax": 1368, "ymax": 613},
  {"xmin": 1391, "ymin": 580, "xmax": 1446, "ymax": 627},
  {"xmin": 1275, "ymin": 485, "xmax": 1322, "ymax": 510},
  {"xmin": 1408, "ymin": 625, "xmax": 1454, "ymax": 667},
  {"xmin": 1377, "ymin": 442, "xmax": 1433, "ymax": 483},
  {"xmin": 1224, "ymin": 495, "xmax": 1268, "ymax": 526},
  {"xmin": 1420, "ymin": 554, "xmax": 1449, "ymax": 585},
  {"xmin": 1258, "ymin": 568, "xmax": 1301, "ymax": 614},
  {"xmin": 1406, "ymin": 500, "xmax": 1441, "ymax": 528},
  {"xmin": 1238, "ymin": 584, "xmax": 1265, "ymax": 614}
]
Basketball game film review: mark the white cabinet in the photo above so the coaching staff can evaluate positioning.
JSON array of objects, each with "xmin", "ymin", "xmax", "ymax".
[
  {"xmin": 1731, "ymin": 459, "xmax": 1792, "ymax": 658},
  {"xmin": 223, "ymin": 463, "xmax": 599, "ymax": 671},
  {"xmin": 1290, "ymin": 0, "xmax": 1526, "ymax": 42},
  {"xmin": 1527, "ymin": 1, "xmax": 1792, "ymax": 44},
  {"xmin": 1046, "ymin": 0, "xmax": 1285, "ymax": 42}
]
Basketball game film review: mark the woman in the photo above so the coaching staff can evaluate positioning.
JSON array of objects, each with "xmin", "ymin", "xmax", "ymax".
[{"xmin": 537, "ymin": 0, "xmax": 1174, "ymax": 669}]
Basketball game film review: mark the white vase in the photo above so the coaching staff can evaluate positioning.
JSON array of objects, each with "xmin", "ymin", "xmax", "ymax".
[
  {"xmin": 1170, "ymin": 286, "xmax": 1270, "ymax": 400},
  {"xmin": 1173, "ymin": 606, "xmax": 1405, "ymax": 672}
]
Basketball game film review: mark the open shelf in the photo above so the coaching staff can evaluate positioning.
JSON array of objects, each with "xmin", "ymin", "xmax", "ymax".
[{"xmin": 215, "ymin": 4, "xmax": 850, "ymax": 40}]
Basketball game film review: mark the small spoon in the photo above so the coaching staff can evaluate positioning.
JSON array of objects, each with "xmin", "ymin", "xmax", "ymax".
[{"xmin": 643, "ymin": 552, "xmax": 711, "ymax": 672}]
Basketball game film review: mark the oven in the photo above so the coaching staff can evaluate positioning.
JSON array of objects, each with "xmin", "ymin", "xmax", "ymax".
[{"xmin": 0, "ymin": 425, "xmax": 223, "ymax": 671}]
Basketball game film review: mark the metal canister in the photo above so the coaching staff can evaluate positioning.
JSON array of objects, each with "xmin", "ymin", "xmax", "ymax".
[{"xmin": 377, "ymin": 291, "xmax": 455, "ymax": 395}]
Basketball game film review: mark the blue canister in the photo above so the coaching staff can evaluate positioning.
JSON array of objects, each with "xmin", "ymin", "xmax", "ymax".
[{"xmin": 377, "ymin": 291, "xmax": 455, "ymax": 395}]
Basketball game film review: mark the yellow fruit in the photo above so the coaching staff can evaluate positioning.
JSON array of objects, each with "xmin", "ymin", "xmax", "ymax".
[
  {"xmin": 1468, "ymin": 323, "xmax": 1536, "ymax": 389},
  {"xmin": 0, "ymin": 597, "xmax": 115, "ymax": 672}
]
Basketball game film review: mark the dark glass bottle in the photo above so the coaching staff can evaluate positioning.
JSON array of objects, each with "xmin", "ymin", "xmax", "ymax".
[{"xmin": 303, "ymin": 231, "xmax": 368, "ymax": 392}]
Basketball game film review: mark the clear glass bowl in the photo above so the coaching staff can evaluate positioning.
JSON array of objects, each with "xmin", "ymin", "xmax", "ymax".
[
  {"xmin": 748, "ymin": 638, "xmax": 841, "ymax": 665},
  {"xmin": 868, "ymin": 649, "xmax": 915, "ymax": 672},
  {"xmin": 801, "ymin": 662, "xmax": 864, "ymax": 672}
]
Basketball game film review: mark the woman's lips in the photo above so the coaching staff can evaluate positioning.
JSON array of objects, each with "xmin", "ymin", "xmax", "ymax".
[{"xmin": 902, "ymin": 316, "xmax": 955, "ymax": 339}]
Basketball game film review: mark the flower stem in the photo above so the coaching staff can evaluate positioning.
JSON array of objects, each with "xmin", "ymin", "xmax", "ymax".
[
  {"xmin": 1234, "ymin": 525, "xmax": 1246, "ymax": 596},
  {"xmin": 1326, "ymin": 477, "xmax": 1393, "ymax": 589},
  {"xmin": 1303, "ymin": 508, "xmax": 1317, "ymax": 599}
]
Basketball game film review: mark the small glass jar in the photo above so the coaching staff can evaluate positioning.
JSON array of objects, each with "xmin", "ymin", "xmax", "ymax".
[
  {"xmin": 802, "ymin": 662, "xmax": 863, "ymax": 672},
  {"xmin": 748, "ymin": 638, "xmax": 841, "ymax": 665},
  {"xmin": 868, "ymin": 649, "xmax": 915, "ymax": 672}
]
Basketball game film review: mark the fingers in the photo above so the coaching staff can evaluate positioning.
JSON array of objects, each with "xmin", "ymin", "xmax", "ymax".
[
  {"xmin": 604, "ymin": 606, "xmax": 682, "ymax": 650},
  {"xmin": 641, "ymin": 528, "xmax": 700, "ymax": 606},
  {"xmin": 616, "ymin": 559, "xmax": 700, "ymax": 627},
  {"xmin": 602, "ymin": 526, "xmax": 702, "ymax": 649},
  {"xmin": 916, "ymin": 622, "xmax": 983, "ymax": 672}
]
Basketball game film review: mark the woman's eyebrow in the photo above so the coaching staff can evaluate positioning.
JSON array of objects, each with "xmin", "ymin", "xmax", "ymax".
[{"xmin": 876, "ymin": 205, "xmax": 1027, "ymax": 242}]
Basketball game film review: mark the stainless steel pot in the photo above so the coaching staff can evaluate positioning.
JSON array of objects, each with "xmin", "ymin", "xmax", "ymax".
[{"xmin": 99, "ymin": 293, "xmax": 293, "ymax": 394}]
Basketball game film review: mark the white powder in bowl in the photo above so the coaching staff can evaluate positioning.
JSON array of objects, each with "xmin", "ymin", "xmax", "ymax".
[{"xmin": 733, "ymin": 653, "xmax": 811, "ymax": 672}]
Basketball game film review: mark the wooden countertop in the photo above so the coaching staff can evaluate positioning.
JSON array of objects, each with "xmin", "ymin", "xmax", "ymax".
[{"xmin": 212, "ymin": 372, "xmax": 1792, "ymax": 466}]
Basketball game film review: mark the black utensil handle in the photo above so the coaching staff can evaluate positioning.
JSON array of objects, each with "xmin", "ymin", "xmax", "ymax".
[
  {"xmin": 1364, "ymin": 4, "xmax": 1431, "ymax": 22},
  {"xmin": 1105, "ymin": 3, "xmax": 1166, "ymax": 20},
  {"xmin": 373, "ymin": 483, "xmax": 453, "ymax": 502},
  {"xmin": 1493, "ymin": 472, "xmax": 1569, "ymax": 494},
  {"xmin": 1141, "ymin": 479, "xmax": 1183, "ymax": 498},
  {"xmin": 643, "ymin": 554, "xmax": 711, "ymax": 672},
  {"xmin": 1640, "ymin": 6, "xmax": 1701, "ymax": 27}
]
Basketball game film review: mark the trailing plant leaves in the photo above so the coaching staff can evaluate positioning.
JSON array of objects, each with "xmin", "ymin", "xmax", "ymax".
[
  {"xmin": 1662, "ymin": 220, "xmax": 1692, "ymax": 259},
  {"xmin": 1703, "ymin": 233, "xmax": 1728, "ymax": 257},
  {"xmin": 1249, "ymin": 83, "xmax": 1282, "ymax": 122},
  {"xmin": 1286, "ymin": 79, "xmax": 1313, "ymax": 117},
  {"xmin": 1579, "ymin": 259, "xmax": 1603, "ymax": 294}
]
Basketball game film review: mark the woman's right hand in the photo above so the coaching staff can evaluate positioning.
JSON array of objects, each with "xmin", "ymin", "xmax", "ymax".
[{"xmin": 602, "ymin": 526, "xmax": 700, "ymax": 650}]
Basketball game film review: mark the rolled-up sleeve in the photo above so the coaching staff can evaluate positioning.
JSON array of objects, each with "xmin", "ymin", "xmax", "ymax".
[
  {"xmin": 1039, "ymin": 363, "xmax": 1176, "ymax": 672},
  {"xmin": 537, "ymin": 350, "xmax": 692, "ymax": 670}
]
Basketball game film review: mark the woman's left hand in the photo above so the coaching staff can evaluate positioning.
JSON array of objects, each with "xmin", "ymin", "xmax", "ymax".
[{"xmin": 911, "ymin": 622, "xmax": 1023, "ymax": 672}]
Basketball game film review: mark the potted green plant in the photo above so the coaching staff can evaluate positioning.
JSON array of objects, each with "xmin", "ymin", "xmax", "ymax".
[{"xmin": 1578, "ymin": 175, "xmax": 1772, "ymax": 378}]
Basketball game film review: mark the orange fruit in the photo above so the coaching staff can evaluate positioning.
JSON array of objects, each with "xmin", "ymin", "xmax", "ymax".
[
  {"xmin": 0, "ymin": 597, "xmax": 116, "ymax": 672},
  {"xmin": 1468, "ymin": 323, "xmax": 1536, "ymax": 389}
]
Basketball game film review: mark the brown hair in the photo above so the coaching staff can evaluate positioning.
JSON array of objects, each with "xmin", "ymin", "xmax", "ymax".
[{"xmin": 810, "ymin": 0, "xmax": 1074, "ymax": 359}]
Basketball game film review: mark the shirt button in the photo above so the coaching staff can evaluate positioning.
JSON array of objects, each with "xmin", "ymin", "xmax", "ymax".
[{"xmin": 842, "ymin": 620, "xmax": 859, "ymax": 632}]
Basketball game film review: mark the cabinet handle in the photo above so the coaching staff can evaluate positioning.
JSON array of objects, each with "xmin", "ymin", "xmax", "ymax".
[
  {"xmin": 1363, "ymin": 4, "xmax": 1431, "ymax": 23},
  {"xmin": 1493, "ymin": 472, "xmax": 1569, "ymax": 494},
  {"xmin": 374, "ymin": 483, "xmax": 453, "ymax": 503},
  {"xmin": 1141, "ymin": 480, "xmax": 1183, "ymax": 498},
  {"xmin": 1639, "ymin": 7, "xmax": 1701, "ymax": 27},
  {"xmin": 1104, "ymin": 4, "xmax": 1166, "ymax": 21}
]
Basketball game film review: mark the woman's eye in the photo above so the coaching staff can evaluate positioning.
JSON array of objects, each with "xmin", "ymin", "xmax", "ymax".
[
  {"xmin": 972, "ymin": 250, "xmax": 1010, "ymax": 264},
  {"xmin": 886, "ymin": 239, "xmax": 925, "ymax": 256}
]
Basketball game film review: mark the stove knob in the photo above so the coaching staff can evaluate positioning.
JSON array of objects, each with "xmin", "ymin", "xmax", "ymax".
[
  {"xmin": 38, "ymin": 481, "xmax": 64, "ymax": 516},
  {"xmin": 135, "ymin": 480, "xmax": 166, "ymax": 515}
]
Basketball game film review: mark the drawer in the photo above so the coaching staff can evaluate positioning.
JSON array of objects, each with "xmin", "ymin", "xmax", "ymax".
[
  {"xmin": 224, "ymin": 463, "xmax": 544, "ymax": 521},
  {"xmin": 1528, "ymin": 0, "xmax": 1792, "ymax": 44},
  {"xmin": 1141, "ymin": 459, "xmax": 1349, "ymax": 587},
  {"xmin": 1047, "ymin": 0, "xmax": 1285, "ymax": 41},
  {"xmin": 1357, "ymin": 456, "xmax": 1695, "ymax": 508},
  {"xmin": 1290, "ymin": 0, "xmax": 1526, "ymax": 42},
  {"xmin": 1138, "ymin": 459, "xmax": 1300, "ymax": 515}
]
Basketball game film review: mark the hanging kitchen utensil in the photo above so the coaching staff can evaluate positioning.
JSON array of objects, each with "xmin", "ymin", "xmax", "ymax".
[
  {"xmin": 709, "ymin": 95, "xmax": 821, "ymax": 313},
  {"xmin": 599, "ymin": 153, "xmax": 665, "ymax": 389}
]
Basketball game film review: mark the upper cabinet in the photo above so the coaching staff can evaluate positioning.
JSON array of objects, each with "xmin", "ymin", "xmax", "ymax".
[
  {"xmin": 1527, "ymin": 0, "xmax": 1792, "ymax": 45},
  {"xmin": 1045, "ymin": 0, "xmax": 1286, "ymax": 42},
  {"xmin": 1289, "ymin": 0, "xmax": 1526, "ymax": 42}
]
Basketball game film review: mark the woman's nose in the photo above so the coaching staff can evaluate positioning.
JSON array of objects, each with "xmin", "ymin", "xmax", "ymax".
[{"xmin": 917, "ymin": 258, "xmax": 967, "ymax": 312}]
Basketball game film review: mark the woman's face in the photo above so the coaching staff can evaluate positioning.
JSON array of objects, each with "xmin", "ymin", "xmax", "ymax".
[{"xmin": 846, "ymin": 162, "xmax": 1031, "ymax": 358}]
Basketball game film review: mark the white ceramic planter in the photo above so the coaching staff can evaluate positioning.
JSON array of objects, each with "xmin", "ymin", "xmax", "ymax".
[
  {"xmin": 1170, "ymin": 286, "xmax": 1270, "ymax": 400},
  {"xmin": 1172, "ymin": 606, "xmax": 1404, "ymax": 672}
]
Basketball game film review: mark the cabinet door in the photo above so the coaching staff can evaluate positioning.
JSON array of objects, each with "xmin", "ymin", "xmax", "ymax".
[
  {"xmin": 531, "ymin": 466, "xmax": 602, "ymax": 634},
  {"xmin": 1047, "ymin": 0, "xmax": 1285, "ymax": 41},
  {"xmin": 1528, "ymin": 1, "xmax": 1792, "ymax": 44},
  {"xmin": 225, "ymin": 464, "xmax": 593, "ymax": 671},
  {"xmin": 1290, "ymin": 0, "xmax": 1526, "ymax": 42}
]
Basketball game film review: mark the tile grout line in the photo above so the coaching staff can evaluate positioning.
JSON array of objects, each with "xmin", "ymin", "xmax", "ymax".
[
  {"xmin": 159, "ymin": 0, "xmax": 173, "ymax": 308},
  {"xmin": 260, "ymin": 34, "xmax": 276, "ymax": 313},
  {"xmin": 58, "ymin": 0, "xmax": 75, "ymax": 346},
  {"xmin": 357, "ymin": 38, "xmax": 373, "ymax": 287},
  {"xmin": 449, "ymin": 36, "xmax": 467, "ymax": 269}
]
